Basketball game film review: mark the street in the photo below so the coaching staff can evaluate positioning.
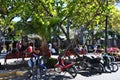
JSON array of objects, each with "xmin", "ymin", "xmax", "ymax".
[
  {"xmin": 70, "ymin": 68, "xmax": 120, "ymax": 80},
  {"xmin": 43, "ymin": 66, "xmax": 120, "ymax": 80},
  {"xmin": 11, "ymin": 64, "xmax": 120, "ymax": 80},
  {"xmin": 0, "ymin": 56, "xmax": 120, "ymax": 80}
]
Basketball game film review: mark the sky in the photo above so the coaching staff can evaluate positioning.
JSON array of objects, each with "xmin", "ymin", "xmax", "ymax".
[
  {"xmin": 12, "ymin": 17, "xmax": 21, "ymax": 22},
  {"xmin": 115, "ymin": 3, "xmax": 120, "ymax": 10}
]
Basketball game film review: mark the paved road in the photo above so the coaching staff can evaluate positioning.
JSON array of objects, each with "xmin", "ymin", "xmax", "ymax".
[
  {"xmin": 47, "ymin": 66, "xmax": 120, "ymax": 80},
  {"xmin": 41, "ymin": 66, "xmax": 120, "ymax": 80},
  {"xmin": 1, "ymin": 56, "xmax": 120, "ymax": 80},
  {"xmin": 71, "ymin": 69, "xmax": 120, "ymax": 80},
  {"xmin": 9, "ymin": 64, "xmax": 120, "ymax": 80}
]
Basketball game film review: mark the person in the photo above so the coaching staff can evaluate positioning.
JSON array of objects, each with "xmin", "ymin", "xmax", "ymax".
[
  {"xmin": 52, "ymin": 41, "xmax": 59, "ymax": 55},
  {"xmin": 74, "ymin": 45, "xmax": 82, "ymax": 53},
  {"xmin": 80, "ymin": 45, "xmax": 87, "ymax": 54},
  {"xmin": 48, "ymin": 43, "xmax": 57, "ymax": 55},
  {"xmin": 26, "ymin": 42, "xmax": 33, "ymax": 57},
  {"xmin": 1, "ymin": 45, "xmax": 7, "ymax": 55},
  {"xmin": 16, "ymin": 41, "xmax": 21, "ymax": 54},
  {"xmin": 95, "ymin": 45, "xmax": 103, "ymax": 53},
  {"xmin": 8, "ymin": 43, "xmax": 13, "ymax": 54},
  {"xmin": 33, "ymin": 48, "xmax": 41, "ymax": 56},
  {"xmin": 92, "ymin": 45, "xmax": 103, "ymax": 59}
]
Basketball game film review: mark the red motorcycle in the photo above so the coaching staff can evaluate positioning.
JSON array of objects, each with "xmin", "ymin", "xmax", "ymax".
[{"xmin": 54, "ymin": 56, "xmax": 77, "ymax": 78}]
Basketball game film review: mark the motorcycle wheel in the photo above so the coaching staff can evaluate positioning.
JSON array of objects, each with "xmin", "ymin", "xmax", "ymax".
[
  {"xmin": 104, "ymin": 64, "xmax": 113, "ymax": 73},
  {"xmin": 75, "ymin": 61, "xmax": 87, "ymax": 71},
  {"xmin": 111, "ymin": 63, "xmax": 119, "ymax": 72},
  {"xmin": 67, "ymin": 66, "xmax": 77, "ymax": 78},
  {"xmin": 94, "ymin": 63, "xmax": 104, "ymax": 74}
]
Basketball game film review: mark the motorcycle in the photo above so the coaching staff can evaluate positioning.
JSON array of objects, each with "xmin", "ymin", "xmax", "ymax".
[
  {"xmin": 110, "ymin": 55, "xmax": 119, "ymax": 72},
  {"xmin": 75, "ymin": 54, "xmax": 104, "ymax": 74},
  {"xmin": 75, "ymin": 55, "xmax": 88, "ymax": 70},
  {"xmin": 54, "ymin": 56, "xmax": 77, "ymax": 78},
  {"xmin": 102, "ymin": 53, "xmax": 119, "ymax": 73}
]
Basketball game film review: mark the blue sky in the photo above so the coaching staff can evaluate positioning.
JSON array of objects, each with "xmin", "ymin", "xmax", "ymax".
[{"xmin": 115, "ymin": 3, "xmax": 120, "ymax": 10}]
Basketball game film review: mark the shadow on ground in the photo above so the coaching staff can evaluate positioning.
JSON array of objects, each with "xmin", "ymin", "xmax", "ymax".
[
  {"xmin": 10, "ymin": 73, "xmax": 73, "ymax": 80},
  {"xmin": 0, "ymin": 61, "xmax": 75, "ymax": 80},
  {"xmin": 77, "ymin": 69, "xmax": 102, "ymax": 77}
]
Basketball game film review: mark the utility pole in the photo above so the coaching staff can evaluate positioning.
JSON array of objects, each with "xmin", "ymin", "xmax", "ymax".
[{"xmin": 105, "ymin": 0, "xmax": 108, "ymax": 53}]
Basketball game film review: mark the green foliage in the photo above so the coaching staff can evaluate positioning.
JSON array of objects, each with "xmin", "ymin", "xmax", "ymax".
[
  {"xmin": 50, "ymin": 17, "xmax": 60, "ymax": 27},
  {"xmin": 0, "ymin": 0, "xmax": 120, "ymax": 41},
  {"xmin": 45, "ymin": 58, "xmax": 57, "ymax": 68}
]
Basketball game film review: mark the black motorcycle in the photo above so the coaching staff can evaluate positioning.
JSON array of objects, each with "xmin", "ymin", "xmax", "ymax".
[
  {"xmin": 102, "ymin": 53, "xmax": 119, "ymax": 73},
  {"xmin": 75, "ymin": 55, "xmax": 104, "ymax": 74}
]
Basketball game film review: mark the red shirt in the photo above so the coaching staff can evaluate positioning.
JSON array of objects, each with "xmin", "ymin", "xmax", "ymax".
[{"xmin": 27, "ymin": 45, "xmax": 33, "ymax": 53}]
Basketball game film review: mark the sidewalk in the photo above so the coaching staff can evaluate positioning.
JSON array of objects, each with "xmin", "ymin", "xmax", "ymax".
[
  {"xmin": 0, "ymin": 61, "xmax": 28, "ymax": 80},
  {"xmin": 0, "ymin": 55, "xmax": 58, "ymax": 78}
]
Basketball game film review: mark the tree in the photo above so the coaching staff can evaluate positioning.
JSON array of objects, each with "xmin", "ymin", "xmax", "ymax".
[{"xmin": 0, "ymin": 0, "xmax": 120, "ymax": 46}]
